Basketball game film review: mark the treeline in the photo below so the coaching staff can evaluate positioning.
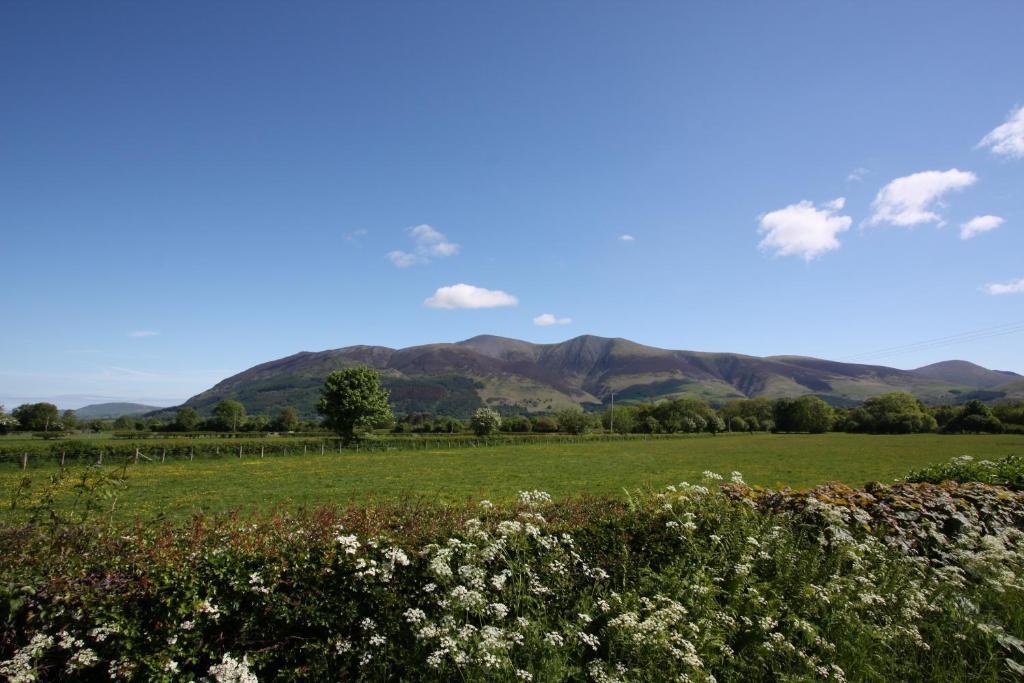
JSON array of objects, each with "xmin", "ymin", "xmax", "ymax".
[
  {"xmin": 4, "ymin": 393, "xmax": 1023, "ymax": 440},
  {"xmin": 0, "ymin": 401, "xmax": 323, "ymax": 436},
  {"xmin": 400, "ymin": 394, "xmax": 1024, "ymax": 436}
]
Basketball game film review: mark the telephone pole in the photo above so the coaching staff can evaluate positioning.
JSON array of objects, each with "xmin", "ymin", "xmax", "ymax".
[{"xmin": 609, "ymin": 390, "xmax": 615, "ymax": 433}]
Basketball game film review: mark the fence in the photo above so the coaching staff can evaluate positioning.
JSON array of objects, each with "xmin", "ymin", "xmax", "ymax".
[{"xmin": 0, "ymin": 432, "xmax": 723, "ymax": 469}]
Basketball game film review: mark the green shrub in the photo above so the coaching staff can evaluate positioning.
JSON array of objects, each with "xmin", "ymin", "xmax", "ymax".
[{"xmin": 904, "ymin": 454, "xmax": 1024, "ymax": 491}]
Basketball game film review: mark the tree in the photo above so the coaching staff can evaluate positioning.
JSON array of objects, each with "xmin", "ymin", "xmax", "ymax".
[
  {"xmin": 555, "ymin": 407, "xmax": 594, "ymax": 435},
  {"xmin": 729, "ymin": 416, "xmax": 748, "ymax": 432},
  {"xmin": 62, "ymin": 409, "xmax": 79, "ymax": 432},
  {"xmin": 774, "ymin": 396, "xmax": 833, "ymax": 433},
  {"xmin": 531, "ymin": 416, "xmax": 558, "ymax": 433},
  {"xmin": 944, "ymin": 400, "xmax": 1003, "ymax": 434},
  {"xmin": 317, "ymin": 367, "xmax": 394, "ymax": 445},
  {"xmin": 174, "ymin": 406, "xmax": 201, "ymax": 432},
  {"xmin": 0, "ymin": 405, "xmax": 18, "ymax": 435},
  {"xmin": 113, "ymin": 415, "xmax": 137, "ymax": 431},
  {"xmin": 858, "ymin": 392, "xmax": 937, "ymax": 434},
  {"xmin": 12, "ymin": 403, "xmax": 60, "ymax": 431},
  {"xmin": 274, "ymin": 406, "xmax": 300, "ymax": 432},
  {"xmin": 505, "ymin": 415, "xmax": 532, "ymax": 433},
  {"xmin": 601, "ymin": 406, "xmax": 637, "ymax": 434},
  {"xmin": 470, "ymin": 408, "xmax": 502, "ymax": 437},
  {"xmin": 88, "ymin": 419, "xmax": 107, "ymax": 433},
  {"xmin": 213, "ymin": 400, "xmax": 247, "ymax": 432}
]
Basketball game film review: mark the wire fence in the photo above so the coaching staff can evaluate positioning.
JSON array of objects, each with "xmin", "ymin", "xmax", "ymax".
[{"xmin": 0, "ymin": 432, "xmax": 736, "ymax": 469}]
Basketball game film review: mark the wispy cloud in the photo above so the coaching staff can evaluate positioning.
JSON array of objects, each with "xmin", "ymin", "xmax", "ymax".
[
  {"xmin": 424, "ymin": 284, "xmax": 518, "ymax": 309},
  {"xmin": 344, "ymin": 228, "xmax": 368, "ymax": 242},
  {"xmin": 978, "ymin": 105, "xmax": 1024, "ymax": 159},
  {"xmin": 960, "ymin": 215, "xmax": 1004, "ymax": 240},
  {"xmin": 387, "ymin": 224, "xmax": 460, "ymax": 267},
  {"xmin": 757, "ymin": 197, "xmax": 852, "ymax": 260},
  {"xmin": 984, "ymin": 277, "xmax": 1024, "ymax": 295},
  {"xmin": 128, "ymin": 330, "xmax": 159, "ymax": 338},
  {"xmin": 533, "ymin": 313, "xmax": 572, "ymax": 326},
  {"xmin": 867, "ymin": 169, "xmax": 976, "ymax": 227},
  {"xmin": 619, "ymin": 234, "xmax": 635, "ymax": 242},
  {"xmin": 847, "ymin": 167, "xmax": 869, "ymax": 182}
]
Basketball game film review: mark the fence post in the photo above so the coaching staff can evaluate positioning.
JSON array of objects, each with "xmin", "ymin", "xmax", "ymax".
[
  {"xmin": 304, "ymin": 445, "xmax": 307, "ymax": 455},
  {"xmin": 60, "ymin": 450, "xmax": 66, "ymax": 467},
  {"xmin": 238, "ymin": 445, "xmax": 242, "ymax": 459},
  {"xmin": 321, "ymin": 443, "xmax": 324, "ymax": 456},
  {"xmin": 97, "ymin": 450, "xmax": 104, "ymax": 466},
  {"xmin": 260, "ymin": 446, "xmax": 264, "ymax": 458},
  {"xmin": 21, "ymin": 452, "xmax": 27, "ymax": 470},
  {"xmin": 190, "ymin": 447, "xmax": 194, "ymax": 462},
  {"xmin": 134, "ymin": 448, "xmax": 140, "ymax": 465},
  {"xmin": 161, "ymin": 449, "xmax": 166, "ymax": 463}
]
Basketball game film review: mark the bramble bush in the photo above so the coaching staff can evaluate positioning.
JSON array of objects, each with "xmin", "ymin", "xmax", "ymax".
[{"xmin": 1, "ymin": 465, "xmax": 1023, "ymax": 680}]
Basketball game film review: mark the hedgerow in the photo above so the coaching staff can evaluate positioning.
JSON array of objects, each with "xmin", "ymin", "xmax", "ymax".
[
  {"xmin": 0, "ymin": 468, "xmax": 1022, "ymax": 680},
  {"xmin": 904, "ymin": 454, "xmax": 1024, "ymax": 491}
]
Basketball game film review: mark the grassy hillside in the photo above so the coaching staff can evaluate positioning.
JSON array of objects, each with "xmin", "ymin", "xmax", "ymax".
[{"xmin": 175, "ymin": 335, "xmax": 1003, "ymax": 418}]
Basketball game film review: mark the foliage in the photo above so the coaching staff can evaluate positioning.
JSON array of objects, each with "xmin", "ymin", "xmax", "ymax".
[
  {"xmin": 1, "ymin": 471, "xmax": 1023, "ymax": 680},
  {"xmin": 0, "ymin": 406, "xmax": 18, "ymax": 436},
  {"xmin": 943, "ymin": 400, "xmax": 1005, "ymax": 434},
  {"xmin": 274, "ymin": 407, "xmax": 300, "ymax": 432},
  {"xmin": 470, "ymin": 408, "xmax": 502, "ymax": 437},
  {"xmin": 554, "ymin": 407, "xmax": 594, "ymax": 435},
  {"xmin": 600, "ymin": 406, "xmax": 637, "ymax": 434},
  {"xmin": 11, "ymin": 403, "xmax": 59, "ymax": 432},
  {"xmin": 318, "ymin": 367, "xmax": 394, "ymax": 446},
  {"xmin": 773, "ymin": 396, "xmax": 834, "ymax": 433},
  {"xmin": 173, "ymin": 407, "xmax": 201, "ymax": 432},
  {"xmin": 839, "ymin": 392, "xmax": 937, "ymax": 434},
  {"xmin": 904, "ymin": 454, "xmax": 1024, "ymax": 491},
  {"xmin": 213, "ymin": 400, "xmax": 248, "ymax": 432},
  {"xmin": 530, "ymin": 416, "xmax": 558, "ymax": 433}
]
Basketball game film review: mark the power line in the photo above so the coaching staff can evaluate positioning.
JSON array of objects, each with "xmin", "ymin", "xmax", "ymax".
[{"xmin": 842, "ymin": 320, "xmax": 1024, "ymax": 364}]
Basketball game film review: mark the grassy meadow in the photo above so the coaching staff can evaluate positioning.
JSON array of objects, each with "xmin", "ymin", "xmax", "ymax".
[{"xmin": 3, "ymin": 432, "xmax": 1022, "ymax": 521}]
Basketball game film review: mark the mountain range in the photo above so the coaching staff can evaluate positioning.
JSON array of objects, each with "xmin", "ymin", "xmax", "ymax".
[{"xmin": 178, "ymin": 335, "xmax": 1024, "ymax": 418}]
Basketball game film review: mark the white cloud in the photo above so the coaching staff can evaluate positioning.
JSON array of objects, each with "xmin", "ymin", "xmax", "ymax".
[
  {"xmin": 127, "ymin": 330, "xmax": 159, "ymax": 338},
  {"xmin": 619, "ymin": 234, "xmax": 635, "ymax": 242},
  {"xmin": 344, "ymin": 228, "xmax": 368, "ymax": 242},
  {"xmin": 985, "ymin": 277, "xmax": 1024, "ymax": 295},
  {"xmin": 978, "ymin": 105, "xmax": 1024, "ymax": 158},
  {"xmin": 424, "ymin": 284, "xmax": 518, "ymax": 309},
  {"xmin": 386, "ymin": 224, "xmax": 460, "ymax": 267},
  {"xmin": 386, "ymin": 250, "xmax": 420, "ymax": 267},
  {"xmin": 847, "ymin": 167, "xmax": 869, "ymax": 182},
  {"xmin": 533, "ymin": 313, "xmax": 572, "ymax": 326},
  {"xmin": 960, "ymin": 215, "xmax": 1004, "ymax": 240},
  {"xmin": 867, "ymin": 169, "xmax": 977, "ymax": 227},
  {"xmin": 757, "ymin": 198, "xmax": 852, "ymax": 260}
]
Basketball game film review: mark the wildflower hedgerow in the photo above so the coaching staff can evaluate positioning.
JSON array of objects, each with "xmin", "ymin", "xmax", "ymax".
[{"xmin": 0, "ymin": 470, "xmax": 1023, "ymax": 680}]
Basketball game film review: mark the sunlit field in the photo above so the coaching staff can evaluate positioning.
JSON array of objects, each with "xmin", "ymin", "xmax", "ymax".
[{"xmin": 3, "ymin": 432, "xmax": 1021, "ymax": 521}]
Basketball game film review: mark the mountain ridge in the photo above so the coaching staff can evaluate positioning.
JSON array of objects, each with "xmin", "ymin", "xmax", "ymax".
[{"xmin": 178, "ymin": 335, "xmax": 1023, "ymax": 418}]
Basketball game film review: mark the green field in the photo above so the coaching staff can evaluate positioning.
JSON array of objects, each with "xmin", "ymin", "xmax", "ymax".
[{"xmin": 3, "ymin": 432, "xmax": 1022, "ymax": 521}]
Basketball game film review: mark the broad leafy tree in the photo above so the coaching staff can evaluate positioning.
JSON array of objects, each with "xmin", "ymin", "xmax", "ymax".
[
  {"xmin": 174, "ymin": 407, "xmax": 201, "ymax": 432},
  {"xmin": 12, "ymin": 402, "xmax": 60, "ymax": 431},
  {"xmin": 213, "ymin": 400, "xmax": 247, "ymax": 432},
  {"xmin": 274, "ymin": 407, "xmax": 300, "ymax": 432},
  {"xmin": 469, "ymin": 408, "xmax": 502, "ymax": 436},
  {"xmin": 555, "ymin": 407, "xmax": 595, "ymax": 435},
  {"xmin": 318, "ymin": 367, "xmax": 393, "ymax": 445}
]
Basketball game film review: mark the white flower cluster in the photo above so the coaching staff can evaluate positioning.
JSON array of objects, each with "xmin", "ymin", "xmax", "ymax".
[{"xmin": 206, "ymin": 653, "xmax": 258, "ymax": 683}]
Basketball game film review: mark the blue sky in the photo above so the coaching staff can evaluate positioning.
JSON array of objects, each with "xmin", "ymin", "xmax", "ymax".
[{"xmin": 2, "ymin": 1, "xmax": 1023, "ymax": 407}]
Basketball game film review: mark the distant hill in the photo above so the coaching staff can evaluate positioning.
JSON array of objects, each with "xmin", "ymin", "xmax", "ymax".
[
  {"xmin": 911, "ymin": 360, "xmax": 1021, "ymax": 389},
  {"xmin": 178, "ymin": 335, "xmax": 1012, "ymax": 418},
  {"xmin": 73, "ymin": 402, "xmax": 163, "ymax": 420}
]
